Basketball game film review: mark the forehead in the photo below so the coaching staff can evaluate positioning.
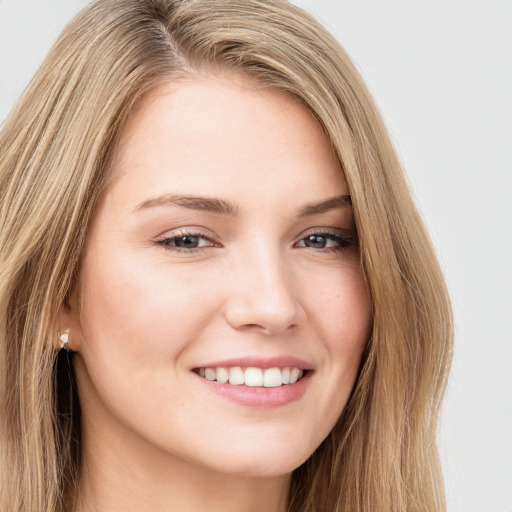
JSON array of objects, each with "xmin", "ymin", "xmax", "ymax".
[{"xmin": 107, "ymin": 73, "xmax": 346, "ymax": 209}]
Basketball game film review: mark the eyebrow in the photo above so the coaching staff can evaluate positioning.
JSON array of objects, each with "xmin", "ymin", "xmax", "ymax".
[
  {"xmin": 298, "ymin": 194, "xmax": 352, "ymax": 216},
  {"xmin": 135, "ymin": 193, "xmax": 352, "ymax": 217},
  {"xmin": 135, "ymin": 194, "xmax": 240, "ymax": 216}
]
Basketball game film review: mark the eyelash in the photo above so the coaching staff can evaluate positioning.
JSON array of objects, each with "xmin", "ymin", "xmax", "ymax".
[
  {"xmin": 155, "ymin": 230, "xmax": 218, "ymax": 254},
  {"xmin": 155, "ymin": 229, "xmax": 356, "ymax": 254}
]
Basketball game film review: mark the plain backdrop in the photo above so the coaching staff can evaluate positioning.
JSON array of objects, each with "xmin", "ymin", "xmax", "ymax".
[{"xmin": 1, "ymin": 1, "xmax": 511, "ymax": 511}]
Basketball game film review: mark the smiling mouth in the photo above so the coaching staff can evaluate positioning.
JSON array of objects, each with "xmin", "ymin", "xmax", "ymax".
[{"xmin": 194, "ymin": 366, "xmax": 308, "ymax": 387}]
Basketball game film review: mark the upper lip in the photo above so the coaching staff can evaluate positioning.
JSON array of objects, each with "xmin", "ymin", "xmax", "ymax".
[{"xmin": 193, "ymin": 355, "xmax": 314, "ymax": 370}]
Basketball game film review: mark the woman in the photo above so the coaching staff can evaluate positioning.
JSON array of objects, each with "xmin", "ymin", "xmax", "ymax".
[{"xmin": 0, "ymin": 0, "xmax": 453, "ymax": 511}]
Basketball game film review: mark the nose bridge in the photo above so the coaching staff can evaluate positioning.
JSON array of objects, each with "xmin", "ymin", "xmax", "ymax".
[{"xmin": 225, "ymin": 236, "xmax": 302, "ymax": 334}]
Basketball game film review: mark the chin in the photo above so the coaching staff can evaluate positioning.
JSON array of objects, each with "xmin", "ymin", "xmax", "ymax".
[{"xmin": 202, "ymin": 441, "xmax": 315, "ymax": 478}]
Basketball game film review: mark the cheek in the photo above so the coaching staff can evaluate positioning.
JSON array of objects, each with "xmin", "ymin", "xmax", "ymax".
[
  {"xmin": 74, "ymin": 250, "xmax": 223, "ymax": 450},
  {"xmin": 76, "ymin": 249, "xmax": 220, "ymax": 373},
  {"xmin": 305, "ymin": 261, "xmax": 371, "ymax": 407},
  {"xmin": 307, "ymin": 260, "xmax": 372, "ymax": 348}
]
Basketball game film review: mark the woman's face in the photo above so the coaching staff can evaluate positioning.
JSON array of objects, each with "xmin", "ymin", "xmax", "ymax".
[{"xmin": 67, "ymin": 74, "xmax": 372, "ymax": 478}]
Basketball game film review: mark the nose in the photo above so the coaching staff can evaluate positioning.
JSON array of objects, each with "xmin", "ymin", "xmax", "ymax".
[{"xmin": 223, "ymin": 246, "xmax": 305, "ymax": 336}]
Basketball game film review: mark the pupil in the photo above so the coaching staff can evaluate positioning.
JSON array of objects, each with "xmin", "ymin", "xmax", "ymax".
[
  {"xmin": 307, "ymin": 235, "xmax": 326, "ymax": 248},
  {"xmin": 178, "ymin": 235, "xmax": 198, "ymax": 248}
]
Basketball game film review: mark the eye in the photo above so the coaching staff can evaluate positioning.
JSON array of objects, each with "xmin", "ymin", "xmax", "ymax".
[
  {"xmin": 295, "ymin": 231, "xmax": 355, "ymax": 252},
  {"xmin": 155, "ymin": 230, "xmax": 216, "ymax": 253}
]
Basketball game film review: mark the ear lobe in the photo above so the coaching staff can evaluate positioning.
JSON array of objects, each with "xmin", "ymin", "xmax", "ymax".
[
  {"xmin": 57, "ymin": 328, "xmax": 71, "ymax": 350},
  {"xmin": 56, "ymin": 288, "xmax": 83, "ymax": 352}
]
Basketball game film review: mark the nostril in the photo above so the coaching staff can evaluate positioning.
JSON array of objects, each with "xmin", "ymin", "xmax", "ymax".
[{"xmin": 234, "ymin": 322, "xmax": 299, "ymax": 336}]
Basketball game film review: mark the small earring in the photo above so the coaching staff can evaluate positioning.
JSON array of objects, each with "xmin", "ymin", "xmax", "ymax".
[{"xmin": 58, "ymin": 328, "xmax": 71, "ymax": 351}]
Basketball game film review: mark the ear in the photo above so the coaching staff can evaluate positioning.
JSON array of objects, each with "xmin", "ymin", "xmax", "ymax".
[{"xmin": 55, "ymin": 286, "xmax": 84, "ymax": 352}]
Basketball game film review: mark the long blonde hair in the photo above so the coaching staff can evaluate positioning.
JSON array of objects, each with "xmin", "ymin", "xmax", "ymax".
[{"xmin": 0, "ymin": 1, "xmax": 452, "ymax": 510}]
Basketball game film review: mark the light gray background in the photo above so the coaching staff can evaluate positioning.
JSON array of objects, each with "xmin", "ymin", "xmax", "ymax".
[{"xmin": 1, "ymin": 1, "xmax": 511, "ymax": 511}]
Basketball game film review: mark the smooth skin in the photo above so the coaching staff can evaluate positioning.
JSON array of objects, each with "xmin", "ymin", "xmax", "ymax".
[{"xmin": 61, "ymin": 73, "xmax": 372, "ymax": 512}]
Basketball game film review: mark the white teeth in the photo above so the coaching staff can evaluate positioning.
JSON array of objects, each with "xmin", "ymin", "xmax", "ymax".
[
  {"xmin": 289, "ymin": 367, "xmax": 301, "ymax": 384},
  {"xmin": 197, "ymin": 366, "xmax": 307, "ymax": 386},
  {"xmin": 204, "ymin": 367, "xmax": 216, "ymax": 381},
  {"xmin": 216, "ymin": 367, "xmax": 229, "ymax": 384},
  {"xmin": 245, "ymin": 367, "xmax": 263, "ymax": 387},
  {"xmin": 229, "ymin": 366, "xmax": 244, "ymax": 385},
  {"xmin": 263, "ymin": 367, "xmax": 282, "ymax": 387}
]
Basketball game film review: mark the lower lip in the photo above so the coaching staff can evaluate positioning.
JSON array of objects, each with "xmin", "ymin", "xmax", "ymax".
[{"xmin": 196, "ymin": 371, "xmax": 312, "ymax": 408}]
